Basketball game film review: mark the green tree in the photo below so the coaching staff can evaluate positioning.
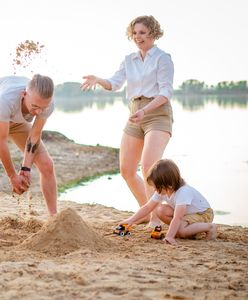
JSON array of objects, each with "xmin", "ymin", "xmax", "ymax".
[{"xmin": 179, "ymin": 79, "xmax": 206, "ymax": 94}]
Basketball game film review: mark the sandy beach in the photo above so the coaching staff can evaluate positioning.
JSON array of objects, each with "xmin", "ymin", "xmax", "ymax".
[{"xmin": 0, "ymin": 131, "xmax": 247, "ymax": 300}]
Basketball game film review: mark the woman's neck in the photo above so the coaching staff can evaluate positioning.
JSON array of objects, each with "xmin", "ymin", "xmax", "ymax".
[{"xmin": 139, "ymin": 44, "xmax": 154, "ymax": 61}]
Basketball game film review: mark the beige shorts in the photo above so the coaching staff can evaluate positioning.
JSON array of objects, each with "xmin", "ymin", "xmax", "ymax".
[
  {"xmin": 183, "ymin": 208, "xmax": 214, "ymax": 225},
  {"xmin": 9, "ymin": 122, "xmax": 47, "ymax": 155},
  {"xmin": 124, "ymin": 96, "xmax": 173, "ymax": 139}
]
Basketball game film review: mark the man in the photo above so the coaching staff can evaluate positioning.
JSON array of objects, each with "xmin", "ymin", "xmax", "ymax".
[{"xmin": 0, "ymin": 74, "xmax": 57, "ymax": 215}]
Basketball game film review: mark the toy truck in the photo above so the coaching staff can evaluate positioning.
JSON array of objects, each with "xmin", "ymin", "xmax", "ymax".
[
  {"xmin": 151, "ymin": 225, "xmax": 165, "ymax": 240},
  {"xmin": 113, "ymin": 224, "xmax": 132, "ymax": 236}
]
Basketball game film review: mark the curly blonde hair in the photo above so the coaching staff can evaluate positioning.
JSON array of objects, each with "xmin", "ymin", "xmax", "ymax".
[{"xmin": 126, "ymin": 15, "xmax": 164, "ymax": 41}]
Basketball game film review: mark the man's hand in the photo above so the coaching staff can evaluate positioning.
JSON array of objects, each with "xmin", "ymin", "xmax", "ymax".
[
  {"xmin": 19, "ymin": 169, "xmax": 32, "ymax": 185},
  {"xmin": 10, "ymin": 174, "xmax": 30, "ymax": 195}
]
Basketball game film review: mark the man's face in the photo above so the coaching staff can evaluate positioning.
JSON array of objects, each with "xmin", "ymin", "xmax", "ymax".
[{"xmin": 23, "ymin": 89, "xmax": 51, "ymax": 116}]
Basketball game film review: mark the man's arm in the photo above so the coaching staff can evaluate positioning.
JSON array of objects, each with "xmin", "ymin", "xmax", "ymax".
[
  {"xmin": 0, "ymin": 122, "xmax": 17, "ymax": 178},
  {"xmin": 0, "ymin": 121, "xmax": 29, "ymax": 194},
  {"xmin": 22, "ymin": 117, "xmax": 47, "ymax": 169}
]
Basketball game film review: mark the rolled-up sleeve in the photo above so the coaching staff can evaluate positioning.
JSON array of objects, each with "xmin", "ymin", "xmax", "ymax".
[
  {"xmin": 157, "ymin": 54, "xmax": 174, "ymax": 100},
  {"xmin": 107, "ymin": 61, "xmax": 126, "ymax": 91}
]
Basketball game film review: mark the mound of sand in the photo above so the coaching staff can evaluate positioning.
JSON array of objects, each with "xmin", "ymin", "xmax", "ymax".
[
  {"xmin": 0, "ymin": 216, "xmax": 43, "ymax": 232},
  {"xmin": 20, "ymin": 208, "xmax": 113, "ymax": 255}
]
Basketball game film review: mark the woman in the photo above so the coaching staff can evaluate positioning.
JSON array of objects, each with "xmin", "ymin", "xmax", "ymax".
[{"xmin": 81, "ymin": 15, "xmax": 174, "ymax": 227}]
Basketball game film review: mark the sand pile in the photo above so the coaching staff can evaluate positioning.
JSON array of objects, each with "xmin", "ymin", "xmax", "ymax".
[
  {"xmin": 0, "ymin": 216, "xmax": 44, "ymax": 246},
  {"xmin": 20, "ymin": 208, "xmax": 113, "ymax": 255},
  {"xmin": 0, "ymin": 216, "xmax": 43, "ymax": 232}
]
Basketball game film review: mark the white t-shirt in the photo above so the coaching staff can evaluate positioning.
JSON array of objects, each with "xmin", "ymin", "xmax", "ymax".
[
  {"xmin": 151, "ymin": 184, "xmax": 211, "ymax": 214},
  {"xmin": 0, "ymin": 76, "xmax": 54, "ymax": 123}
]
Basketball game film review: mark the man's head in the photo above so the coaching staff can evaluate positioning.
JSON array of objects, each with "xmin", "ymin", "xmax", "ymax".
[{"xmin": 23, "ymin": 74, "xmax": 54, "ymax": 116}]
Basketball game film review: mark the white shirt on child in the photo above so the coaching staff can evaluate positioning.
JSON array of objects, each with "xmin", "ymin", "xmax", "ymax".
[{"xmin": 151, "ymin": 184, "xmax": 211, "ymax": 214}]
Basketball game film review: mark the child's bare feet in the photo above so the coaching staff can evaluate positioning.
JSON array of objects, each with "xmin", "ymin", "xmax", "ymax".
[{"xmin": 206, "ymin": 224, "xmax": 217, "ymax": 240}]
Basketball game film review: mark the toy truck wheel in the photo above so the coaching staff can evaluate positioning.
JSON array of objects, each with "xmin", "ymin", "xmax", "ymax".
[
  {"xmin": 160, "ymin": 233, "xmax": 165, "ymax": 239},
  {"xmin": 126, "ymin": 231, "xmax": 131, "ymax": 236},
  {"xmin": 119, "ymin": 231, "xmax": 125, "ymax": 236}
]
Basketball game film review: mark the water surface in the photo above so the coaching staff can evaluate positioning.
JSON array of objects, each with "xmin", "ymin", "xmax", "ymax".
[{"xmin": 45, "ymin": 95, "xmax": 248, "ymax": 226}]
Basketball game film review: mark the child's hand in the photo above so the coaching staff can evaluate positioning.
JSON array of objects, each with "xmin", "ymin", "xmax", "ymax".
[
  {"xmin": 119, "ymin": 219, "xmax": 132, "ymax": 228},
  {"xmin": 163, "ymin": 236, "xmax": 177, "ymax": 245}
]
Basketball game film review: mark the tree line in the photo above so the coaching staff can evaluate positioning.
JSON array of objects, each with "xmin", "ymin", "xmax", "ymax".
[
  {"xmin": 176, "ymin": 79, "xmax": 248, "ymax": 95},
  {"xmin": 54, "ymin": 80, "xmax": 248, "ymax": 97}
]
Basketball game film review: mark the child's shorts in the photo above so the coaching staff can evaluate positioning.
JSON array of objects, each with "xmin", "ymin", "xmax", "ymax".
[
  {"xmin": 124, "ymin": 96, "xmax": 173, "ymax": 139},
  {"xmin": 182, "ymin": 208, "xmax": 214, "ymax": 225},
  {"xmin": 9, "ymin": 122, "xmax": 47, "ymax": 155}
]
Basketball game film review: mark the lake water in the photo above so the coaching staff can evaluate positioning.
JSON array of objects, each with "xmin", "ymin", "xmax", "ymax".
[{"xmin": 45, "ymin": 95, "xmax": 248, "ymax": 227}]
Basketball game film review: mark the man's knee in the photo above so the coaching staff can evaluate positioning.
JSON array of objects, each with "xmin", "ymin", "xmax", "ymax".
[{"xmin": 35, "ymin": 154, "xmax": 55, "ymax": 175}]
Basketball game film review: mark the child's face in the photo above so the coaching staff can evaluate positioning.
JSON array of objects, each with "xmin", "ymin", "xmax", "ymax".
[
  {"xmin": 159, "ymin": 187, "xmax": 173, "ymax": 196},
  {"xmin": 149, "ymin": 182, "xmax": 173, "ymax": 196},
  {"xmin": 160, "ymin": 189, "xmax": 168, "ymax": 195}
]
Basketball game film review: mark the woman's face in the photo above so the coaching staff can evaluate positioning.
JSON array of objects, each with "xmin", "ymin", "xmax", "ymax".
[{"xmin": 132, "ymin": 23, "xmax": 154, "ymax": 51}]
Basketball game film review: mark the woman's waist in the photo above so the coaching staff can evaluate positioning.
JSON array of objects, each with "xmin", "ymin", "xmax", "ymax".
[{"xmin": 132, "ymin": 95, "xmax": 155, "ymax": 101}]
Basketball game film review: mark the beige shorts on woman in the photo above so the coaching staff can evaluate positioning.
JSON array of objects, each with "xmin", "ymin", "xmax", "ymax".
[
  {"xmin": 124, "ymin": 96, "xmax": 173, "ymax": 139},
  {"xmin": 9, "ymin": 122, "xmax": 47, "ymax": 155}
]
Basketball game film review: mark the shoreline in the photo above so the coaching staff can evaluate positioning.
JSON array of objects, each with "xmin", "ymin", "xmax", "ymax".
[{"xmin": 0, "ymin": 130, "xmax": 119, "ymax": 195}]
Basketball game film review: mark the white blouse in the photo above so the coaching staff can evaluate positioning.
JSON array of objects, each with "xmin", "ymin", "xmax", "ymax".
[{"xmin": 107, "ymin": 45, "xmax": 174, "ymax": 101}]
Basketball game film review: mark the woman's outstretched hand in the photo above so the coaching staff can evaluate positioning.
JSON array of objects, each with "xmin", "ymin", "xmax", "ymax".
[{"xmin": 81, "ymin": 75, "xmax": 98, "ymax": 91}]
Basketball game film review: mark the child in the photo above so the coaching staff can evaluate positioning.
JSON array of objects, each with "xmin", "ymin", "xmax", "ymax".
[{"xmin": 119, "ymin": 159, "xmax": 217, "ymax": 245}]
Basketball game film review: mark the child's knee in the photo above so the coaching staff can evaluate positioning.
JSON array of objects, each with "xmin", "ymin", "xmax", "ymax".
[
  {"xmin": 155, "ymin": 204, "xmax": 173, "ymax": 218},
  {"xmin": 177, "ymin": 228, "xmax": 187, "ymax": 238}
]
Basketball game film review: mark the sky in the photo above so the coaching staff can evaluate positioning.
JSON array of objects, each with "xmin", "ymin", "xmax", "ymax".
[{"xmin": 0, "ymin": 0, "xmax": 247, "ymax": 88}]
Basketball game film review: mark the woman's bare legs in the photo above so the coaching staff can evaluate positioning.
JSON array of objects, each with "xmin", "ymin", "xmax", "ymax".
[
  {"xmin": 120, "ymin": 130, "xmax": 170, "ymax": 226},
  {"xmin": 141, "ymin": 130, "xmax": 170, "ymax": 226},
  {"xmin": 120, "ymin": 133, "xmax": 146, "ymax": 207}
]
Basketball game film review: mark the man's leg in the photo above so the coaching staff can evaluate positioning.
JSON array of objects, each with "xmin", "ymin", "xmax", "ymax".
[
  {"xmin": 9, "ymin": 123, "xmax": 57, "ymax": 215},
  {"xmin": 34, "ymin": 150, "xmax": 57, "ymax": 215}
]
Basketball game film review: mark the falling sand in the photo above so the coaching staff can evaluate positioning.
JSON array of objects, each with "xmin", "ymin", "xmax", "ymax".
[{"xmin": 11, "ymin": 40, "xmax": 45, "ymax": 74}]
